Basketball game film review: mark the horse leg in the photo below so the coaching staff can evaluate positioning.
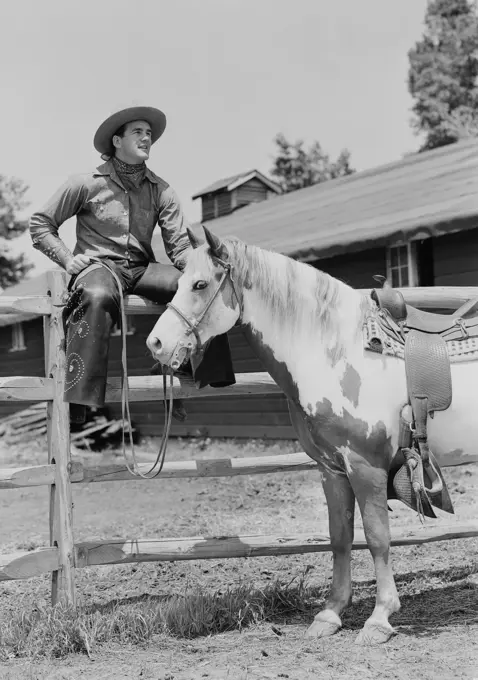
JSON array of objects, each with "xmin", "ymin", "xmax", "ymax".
[
  {"xmin": 347, "ymin": 456, "xmax": 400, "ymax": 645},
  {"xmin": 287, "ymin": 401, "xmax": 355, "ymax": 639},
  {"xmin": 306, "ymin": 470, "xmax": 355, "ymax": 638}
]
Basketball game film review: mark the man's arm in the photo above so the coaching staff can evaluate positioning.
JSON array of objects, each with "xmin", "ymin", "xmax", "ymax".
[
  {"xmin": 31, "ymin": 232, "xmax": 75, "ymax": 269},
  {"xmin": 157, "ymin": 186, "xmax": 192, "ymax": 269},
  {"xmin": 29, "ymin": 175, "xmax": 88, "ymax": 270}
]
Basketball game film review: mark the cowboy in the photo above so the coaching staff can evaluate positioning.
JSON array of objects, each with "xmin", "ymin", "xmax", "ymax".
[{"xmin": 29, "ymin": 105, "xmax": 235, "ymax": 423}]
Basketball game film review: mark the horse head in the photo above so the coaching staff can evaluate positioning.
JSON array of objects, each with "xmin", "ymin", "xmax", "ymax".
[{"xmin": 146, "ymin": 226, "xmax": 242, "ymax": 369}]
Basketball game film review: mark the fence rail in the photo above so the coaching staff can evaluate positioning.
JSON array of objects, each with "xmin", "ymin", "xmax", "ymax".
[
  {"xmin": 0, "ymin": 372, "xmax": 282, "ymax": 403},
  {"xmin": 1, "ymin": 444, "xmax": 477, "ymax": 492},
  {"xmin": 1, "ymin": 521, "xmax": 477, "ymax": 583},
  {"xmin": 0, "ymin": 271, "xmax": 477, "ymax": 606},
  {"xmin": 2, "ymin": 284, "xmax": 478, "ymax": 319}
]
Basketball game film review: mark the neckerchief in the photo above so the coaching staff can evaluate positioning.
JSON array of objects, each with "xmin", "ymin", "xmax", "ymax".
[{"xmin": 113, "ymin": 157, "xmax": 146, "ymax": 186}]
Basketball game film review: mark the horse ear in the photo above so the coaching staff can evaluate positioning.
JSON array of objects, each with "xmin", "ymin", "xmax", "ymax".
[
  {"xmin": 203, "ymin": 226, "xmax": 225, "ymax": 258},
  {"xmin": 187, "ymin": 227, "xmax": 202, "ymax": 249}
]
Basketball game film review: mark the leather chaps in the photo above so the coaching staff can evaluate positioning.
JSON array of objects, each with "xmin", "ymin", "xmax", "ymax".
[{"xmin": 62, "ymin": 259, "xmax": 236, "ymax": 407}]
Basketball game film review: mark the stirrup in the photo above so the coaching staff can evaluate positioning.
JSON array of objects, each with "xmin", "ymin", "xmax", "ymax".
[{"xmin": 392, "ymin": 448, "xmax": 437, "ymax": 519}]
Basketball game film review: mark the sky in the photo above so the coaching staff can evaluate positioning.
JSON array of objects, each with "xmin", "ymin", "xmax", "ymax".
[{"xmin": 1, "ymin": 0, "xmax": 428, "ymax": 274}]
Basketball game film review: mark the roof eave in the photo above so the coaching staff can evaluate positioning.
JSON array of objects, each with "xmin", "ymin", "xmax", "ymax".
[
  {"xmin": 227, "ymin": 172, "xmax": 282, "ymax": 194},
  {"xmin": 192, "ymin": 170, "xmax": 281, "ymax": 199},
  {"xmin": 289, "ymin": 214, "xmax": 478, "ymax": 263}
]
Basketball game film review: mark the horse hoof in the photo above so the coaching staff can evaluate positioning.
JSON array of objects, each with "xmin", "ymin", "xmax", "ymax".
[
  {"xmin": 306, "ymin": 611, "xmax": 341, "ymax": 639},
  {"xmin": 355, "ymin": 621, "xmax": 396, "ymax": 646}
]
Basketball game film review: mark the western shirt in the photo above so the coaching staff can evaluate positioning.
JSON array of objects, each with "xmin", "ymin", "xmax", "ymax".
[{"xmin": 29, "ymin": 160, "xmax": 191, "ymax": 268}]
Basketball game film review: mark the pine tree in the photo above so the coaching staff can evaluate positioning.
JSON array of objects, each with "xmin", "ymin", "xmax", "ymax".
[{"xmin": 408, "ymin": 0, "xmax": 478, "ymax": 150}]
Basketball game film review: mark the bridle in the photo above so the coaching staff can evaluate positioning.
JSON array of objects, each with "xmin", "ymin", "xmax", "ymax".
[{"xmin": 166, "ymin": 256, "xmax": 243, "ymax": 371}]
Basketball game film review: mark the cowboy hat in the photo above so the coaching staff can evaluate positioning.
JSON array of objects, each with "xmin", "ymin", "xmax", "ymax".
[{"xmin": 93, "ymin": 106, "xmax": 167, "ymax": 156}]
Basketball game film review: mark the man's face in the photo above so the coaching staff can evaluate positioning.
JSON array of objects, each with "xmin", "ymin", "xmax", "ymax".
[{"xmin": 114, "ymin": 120, "xmax": 152, "ymax": 164}]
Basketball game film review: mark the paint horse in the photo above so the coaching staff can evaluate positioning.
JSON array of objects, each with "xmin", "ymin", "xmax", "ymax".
[{"xmin": 146, "ymin": 227, "xmax": 472, "ymax": 645}]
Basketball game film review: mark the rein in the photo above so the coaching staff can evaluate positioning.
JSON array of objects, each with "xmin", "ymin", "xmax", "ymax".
[
  {"xmin": 79, "ymin": 255, "xmax": 241, "ymax": 478},
  {"xmin": 87, "ymin": 259, "xmax": 174, "ymax": 479},
  {"xmin": 166, "ymin": 256, "xmax": 242, "ymax": 370}
]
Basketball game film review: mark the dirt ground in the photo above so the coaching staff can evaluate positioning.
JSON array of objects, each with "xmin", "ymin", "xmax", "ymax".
[{"xmin": 0, "ymin": 437, "xmax": 477, "ymax": 680}]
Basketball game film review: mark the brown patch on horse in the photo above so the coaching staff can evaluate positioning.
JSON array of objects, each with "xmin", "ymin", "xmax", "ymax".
[
  {"xmin": 246, "ymin": 326, "xmax": 389, "ymax": 472},
  {"xmin": 340, "ymin": 363, "xmax": 361, "ymax": 408},
  {"xmin": 245, "ymin": 326, "xmax": 391, "ymax": 470},
  {"xmin": 304, "ymin": 398, "xmax": 394, "ymax": 472},
  {"xmin": 243, "ymin": 327, "xmax": 301, "ymax": 400}
]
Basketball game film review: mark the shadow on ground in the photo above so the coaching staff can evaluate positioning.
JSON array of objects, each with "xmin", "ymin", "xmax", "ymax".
[{"xmin": 84, "ymin": 563, "xmax": 478, "ymax": 640}]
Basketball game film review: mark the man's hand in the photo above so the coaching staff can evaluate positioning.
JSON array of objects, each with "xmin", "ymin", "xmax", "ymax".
[{"xmin": 66, "ymin": 254, "xmax": 92, "ymax": 276}]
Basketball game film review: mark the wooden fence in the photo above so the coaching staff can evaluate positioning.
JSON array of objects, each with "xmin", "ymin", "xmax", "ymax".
[{"xmin": 0, "ymin": 270, "xmax": 477, "ymax": 606}]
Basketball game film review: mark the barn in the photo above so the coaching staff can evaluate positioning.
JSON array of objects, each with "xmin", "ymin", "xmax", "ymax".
[{"xmin": 2, "ymin": 139, "xmax": 478, "ymax": 438}]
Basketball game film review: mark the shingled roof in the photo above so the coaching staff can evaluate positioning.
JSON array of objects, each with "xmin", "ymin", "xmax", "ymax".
[{"xmin": 181, "ymin": 139, "xmax": 478, "ymax": 262}]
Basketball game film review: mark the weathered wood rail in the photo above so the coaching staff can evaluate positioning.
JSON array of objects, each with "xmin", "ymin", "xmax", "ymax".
[
  {"xmin": 0, "ymin": 372, "xmax": 282, "ymax": 403},
  {"xmin": 0, "ymin": 271, "xmax": 477, "ymax": 605},
  {"xmin": 2, "ymin": 285, "xmax": 478, "ymax": 317},
  {"xmin": 2, "ymin": 522, "xmax": 478, "ymax": 581},
  {"xmin": 1, "ymin": 442, "xmax": 477, "ymax": 491}
]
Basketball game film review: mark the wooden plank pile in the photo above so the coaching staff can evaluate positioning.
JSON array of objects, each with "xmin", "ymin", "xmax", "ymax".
[
  {"xmin": 0, "ymin": 403, "xmax": 135, "ymax": 449},
  {"xmin": 0, "ymin": 403, "xmax": 47, "ymax": 444}
]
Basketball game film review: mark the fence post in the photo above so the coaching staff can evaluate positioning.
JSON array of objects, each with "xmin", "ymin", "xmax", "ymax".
[{"xmin": 44, "ymin": 270, "xmax": 76, "ymax": 606}]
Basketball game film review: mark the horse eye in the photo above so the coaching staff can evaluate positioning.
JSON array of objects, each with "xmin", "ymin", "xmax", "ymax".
[{"xmin": 193, "ymin": 280, "xmax": 208, "ymax": 291}]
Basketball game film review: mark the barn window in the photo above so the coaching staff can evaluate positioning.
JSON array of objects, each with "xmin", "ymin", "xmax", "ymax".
[
  {"xmin": 386, "ymin": 243, "xmax": 418, "ymax": 287},
  {"xmin": 10, "ymin": 323, "xmax": 26, "ymax": 352},
  {"xmin": 111, "ymin": 316, "xmax": 136, "ymax": 336}
]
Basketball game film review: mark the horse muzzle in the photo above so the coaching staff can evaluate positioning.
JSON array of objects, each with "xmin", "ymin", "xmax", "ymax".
[
  {"xmin": 147, "ymin": 332, "xmax": 196, "ymax": 371},
  {"xmin": 169, "ymin": 338, "xmax": 195, "ymax": 371}
]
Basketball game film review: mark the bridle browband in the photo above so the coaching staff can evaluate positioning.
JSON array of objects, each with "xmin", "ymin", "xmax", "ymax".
[{"xmin": 166, "ymin": 256, "xmax": 242, "ymax": 370}]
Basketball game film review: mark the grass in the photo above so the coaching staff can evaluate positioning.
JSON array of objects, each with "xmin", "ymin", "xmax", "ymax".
[
  {"xmin": 0, "ymin": 574, "xmax": 317, "ymax": 661},
  {"xmin": 2, "ymin": 563, "xmax": 478, "ymax": 662}
]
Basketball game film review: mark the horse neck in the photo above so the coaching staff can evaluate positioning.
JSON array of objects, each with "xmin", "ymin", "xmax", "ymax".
[{"xmin": 238, "ymin": 254, "xmax": 367, "ymax": 397}]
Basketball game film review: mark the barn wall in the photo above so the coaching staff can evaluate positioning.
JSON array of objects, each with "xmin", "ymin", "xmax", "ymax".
[
  {"xmin": 0, "ymin": 318, "xmax": 45, "ymax": 419},
  {"xmin": 200, "ymin": 180, "xmax": 271, "ymax": 223},
  {"xmin": 201, "ymin": 195, "xmax": 216, "ymax": 222},
  {"xmin": 216, "ymin": 191, "xmax": 232, "ymax": 217},
  {"xmin": 432, "ymin": 228, "xmax": 478, "ymax": 286},
  {"xmin": 235, "ymin": 179, "xmax": 269, "ymax": 209},
  {"xmin": 311, "ymin": 247, "xmax": 387, "ymax": 288},
  {"xmin": 201, "ymin": 192, "xmax": 232, "ymax": 221},
  {"xmin": 0, "ymin": 318, "xmax": 45, "ymax": 378}
]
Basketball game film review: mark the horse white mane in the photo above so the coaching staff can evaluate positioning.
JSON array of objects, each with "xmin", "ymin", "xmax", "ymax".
[{"xmin": 186, "ymin": 238, "xmax": 370, "ymax": 363}]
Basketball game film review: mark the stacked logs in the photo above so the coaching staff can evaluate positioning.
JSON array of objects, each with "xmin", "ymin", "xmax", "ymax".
[
  {"xmin": 0, "ymin": 403, "xmax": 47, "ymax": 444},
  {"xmin": 0, "ymin": 403, "xmax": 135, "ymax": 449}
]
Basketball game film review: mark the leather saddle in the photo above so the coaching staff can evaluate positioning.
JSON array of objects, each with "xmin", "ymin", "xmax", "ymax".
[
  {"xmin": 371, "ymin": 275, "xmax": 478, "ymax": 340},
  {"xmin": 371, "ymin": 276, "xmax": 478, "ymax": 519}
]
